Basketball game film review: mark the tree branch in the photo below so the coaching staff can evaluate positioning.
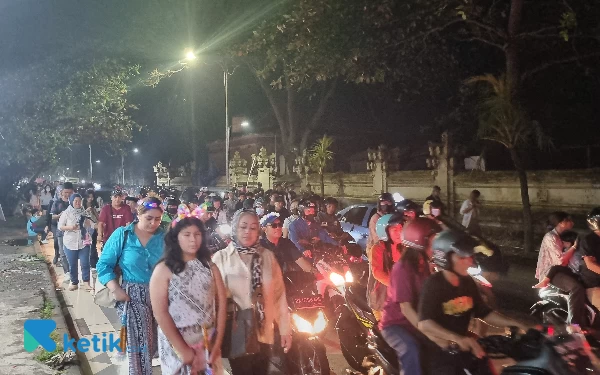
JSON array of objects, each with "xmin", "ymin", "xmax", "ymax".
[
  {"xmin": 517, "ymin": 26, "xmax": 559, "ymax": 39},
  {"xmin": 457, "ymin": 36, "xmax": 504, "ymax": 50},
  {"xmin": 286, "ymin": 72, "xmax": 295, "ymax": 134},
  {"xmin": 521, "ymin": 52, "xmax": 600, "ymax": 81},
  {"xmin": 464, "ymin": 19, "xmax": 507, "ymax": 39}
]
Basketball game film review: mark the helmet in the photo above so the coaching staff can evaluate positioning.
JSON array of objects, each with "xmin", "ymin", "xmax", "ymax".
[
  {"xmin": 324, "ymin": 197, "xmax": 339, "ymax": 206},
  {"xmin": 242, "ymin": 198, "xmax": 255, "ymax": 210},
  {"xmin": 587, "ymin": 207, "xmax": 600, "ymax": 231},
  {"xmin": 298, "ymin": 199, "xmax": 317, "ymax": 217},
  {"xmin": 396, "ymin": 199, "xmax": 420, "ymax": 214},
  {"xmin": 401, "ymin": 217, "xmax": 442, "ymax": 250},
  {"xmin": 431, "ymin": 230, "xmax": 480, "ymax": 270},
  {"xmin": 166, "ymin": 198, "xmax": 181, "ymax": 207},
  {"xmin": 376, "ymin": 213, "xmax": 405, "ymax": 242},
  {"xmin": 377, "ymin": 193, "xmax": 395, "ymax": 214}
]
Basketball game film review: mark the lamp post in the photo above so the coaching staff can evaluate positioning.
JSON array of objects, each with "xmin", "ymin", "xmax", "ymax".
[{"xmin": 122, "ymin": 148, "xmax": 139, "ymax": 185}]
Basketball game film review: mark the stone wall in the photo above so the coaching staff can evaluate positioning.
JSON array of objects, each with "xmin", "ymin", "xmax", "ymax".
[{"xmin": 217, "ymin": 133, "xmax": 600, "ymax": 247}]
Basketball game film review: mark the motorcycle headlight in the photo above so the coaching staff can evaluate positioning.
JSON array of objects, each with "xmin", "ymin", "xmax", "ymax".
[
  {"xmin": 329, "ymin": 272, "xmax": 345, "ymax": 286},
  {"xmin": 344, "ymin": 270, "xmax": 354, "ymax": 283},
  {"xmin": 292, "ymin": 311, "xmax": 327, "ymax": 335},
  {"xmin": 467, "ymin": 265, "xmax": 481, "ymax": 276},
  {"xmin": 219, "ymin": 224, "xmax": 231, "ymax": 235}
]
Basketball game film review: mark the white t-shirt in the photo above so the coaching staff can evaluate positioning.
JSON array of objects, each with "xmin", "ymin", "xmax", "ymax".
[{"xmin": 460, "ymin": 199, "xmax": 479, "ymax": 228}]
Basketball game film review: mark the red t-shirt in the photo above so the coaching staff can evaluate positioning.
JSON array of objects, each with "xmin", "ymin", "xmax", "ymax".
[{"xmin": 99, "ymin": 204, "xmax": 133, "ymax": 242}]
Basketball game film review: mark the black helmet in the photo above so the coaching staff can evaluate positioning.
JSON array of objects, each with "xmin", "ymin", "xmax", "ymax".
[
  {"xmin": 324, "ymin": 197, "xmax": 339, "ymax": 206},
  {"xmin": 377, "ymin": 193, "xmax": 395, "ymax": 214},
  {"xmin": 431, "ymin": 230, "xmax": 480, "ymax": 270},
  {"xmin": 396, "ymin": 199, "xmax": 420, "ymax": 214},
  {"xmin": 298, "ymin": 199, "xmax": 317, "ymax": 217},
  {"xmin": 588, "ymin": 207, "xmax": 600, "ymax": 231},
  {"xmin": 166, "ymin": 198, "xmax": 181, "ymax": 207},
  {"xmin": 401, "ymin": 217, "xmax": 442, "ymax": 251}
]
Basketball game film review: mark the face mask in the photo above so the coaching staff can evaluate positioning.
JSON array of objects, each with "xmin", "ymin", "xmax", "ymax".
[
  {"xmin": 255, "ymin": 207, "xmax": 264, "ymax": 216},
  {"xmin": 431, "ymin": 208, "xmax": 441, "ymax": 217}
]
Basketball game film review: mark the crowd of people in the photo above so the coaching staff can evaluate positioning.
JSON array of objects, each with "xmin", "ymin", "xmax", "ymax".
[{"xmin": 23, "ymin": 179, "xmax": 600, "ymax": 375}]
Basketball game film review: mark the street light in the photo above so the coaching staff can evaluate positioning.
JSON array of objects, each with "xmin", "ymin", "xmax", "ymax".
[
  {"xmin": 241, "ymin": 121, "xmax": 250, "ymax": 127},
  {"xmin": 96, "ymin": 160, "xmax": 101, "ymax": 163},
  {"xmin": 133, "ymin": 148, "xmax": 139, "ymax": 153},
  {"xmin": 122, "ymin": 148, "xmax": 140, "ymax": 185},
  {"xmin": 185, "ymin": 49, "xmax": 197, "ymax": 61},
  {"xmin": 183, "ymin": 49, "xmax": 233, "ymax": 187}
]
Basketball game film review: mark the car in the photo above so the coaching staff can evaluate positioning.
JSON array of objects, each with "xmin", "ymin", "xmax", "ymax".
[{"xmin": 336, "ymin": 204, "xmax": 377, "ymax": 250}]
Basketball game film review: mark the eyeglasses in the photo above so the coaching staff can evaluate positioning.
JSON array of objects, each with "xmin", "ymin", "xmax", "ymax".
[{"xmin": 268, "ymin": 223, "xmax": 282, "ymax": 228}]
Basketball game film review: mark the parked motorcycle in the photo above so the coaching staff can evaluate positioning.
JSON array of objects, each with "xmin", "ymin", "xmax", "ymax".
[{"xmin": 282, "ymin": 271, "xmax": 331, "ymax": 375}]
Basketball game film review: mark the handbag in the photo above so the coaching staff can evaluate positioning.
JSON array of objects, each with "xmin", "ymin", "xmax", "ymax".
[
  {"xmin": 94, "ymin": 230, "xmax": 129, "ymax": 308},
  {"xmin": 220, "ymin": 298, "xmax": 261, "ymax": 359}
]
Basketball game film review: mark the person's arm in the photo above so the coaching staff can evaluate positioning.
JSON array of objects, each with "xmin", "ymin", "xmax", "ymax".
[
  {"xmin": 150, "ymin": 263, "xmax": 199, "ymax": 369},
  {"xmin": 271, "ymin": 256, "xmax": 292, "ymax": 351},
  {"xmin": 368, "ymin": 215, "xmax": 379, "ymax": 244},
  {"xmin": 400, "ymin": 303, "xmax": 419, "ymax": 327},
  {"xmin": 209, "ymin": 264, "xmax": 226, "ymax": 363},
  {"xmin": 58, "ymin": 213, "xmax": 73, "ymax": 232},
  {"xmin": 460, "ymin": 200, "xmax": 473, "ymax": 214},
  {"xmin": 288, "ymin": 222, "xmax": 305, "ymax": 252},
  {"xmin": 370, "ymin": 244, "xmax": 391, "ymax": 286},
  {"xmin": 51, "ymin": 201, "xmax": 61, "ymax": 220},
  {"xmin": 97, "ymin": 206, "xmax": 107, "ymax": 241},
  {"xmin": 319, "ymin": 228, "xmax": 339, "ymax": 246}
]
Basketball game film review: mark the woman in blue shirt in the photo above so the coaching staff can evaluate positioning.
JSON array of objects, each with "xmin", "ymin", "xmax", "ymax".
[{"xmin": 96, "ymin": 197, "xmax": 165, "ymax": 375}]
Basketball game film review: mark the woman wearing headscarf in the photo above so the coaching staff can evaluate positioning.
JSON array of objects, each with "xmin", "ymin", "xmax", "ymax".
[
  {"xmin": 58, "ymin": 193, "xmax": 92, "ymax": 291},
  {"xmin": 97, "ymin": 197, "xmax": 165, "ymax": 375},
  {"xmin": 212, "ymin": 209, "xmax": 292, "ymax": 375}
]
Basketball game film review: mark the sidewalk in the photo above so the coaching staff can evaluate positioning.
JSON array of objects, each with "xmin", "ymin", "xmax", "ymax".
[
  {"xmin": 38, "ymin": 240, "xmax": 160, "ymax": 375},
  {"xmin": 0, "ymin": 217, "xmax": 81, "ymax": 375}
]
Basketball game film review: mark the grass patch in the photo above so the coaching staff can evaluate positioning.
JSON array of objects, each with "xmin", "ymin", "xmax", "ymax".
[
  {"xmin": 40, "ymin": 299, "xmax": 54, "ymax": 319},
  {"xmin": 34, "ymin": 331, "xmax": 62, "ymax": 362}
]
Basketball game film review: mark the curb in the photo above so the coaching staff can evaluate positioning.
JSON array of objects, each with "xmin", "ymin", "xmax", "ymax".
[{"xmin": 34, "ymin": 241, "xmax": 86, "ymax": 375}]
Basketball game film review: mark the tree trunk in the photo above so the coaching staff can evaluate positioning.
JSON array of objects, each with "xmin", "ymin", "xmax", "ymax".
[
  {"xmin": 509, "ymin": 147, "xmax": 534, "ymax": 252},
  {"xmin": 506, "ymin": 0, "xmax": 524, "ymax": 92},
  {"xmin": 320, "ymin": 172, "xmax": 325, "ymax": 197}
]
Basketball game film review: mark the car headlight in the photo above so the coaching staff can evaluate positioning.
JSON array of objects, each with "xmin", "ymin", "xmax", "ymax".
[
  {"xmin": 292, "ymin": 311, "xmax": 327, "ymax": 335},
  {"xmin": 329, "ymin": 272, "xmax": 345, "ymax": 286},
  {"xmin": 218, "ymin": 224, "xmax": 231, "ymax": 235},
  {"xmin": 345, "ymin": 270, "xmax": 354, "ymax": 283}
]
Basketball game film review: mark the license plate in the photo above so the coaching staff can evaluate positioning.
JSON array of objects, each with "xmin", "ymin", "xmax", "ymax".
[{"xmin": 293, "ymin": 295, "xmax": 324, "ymax": 310}]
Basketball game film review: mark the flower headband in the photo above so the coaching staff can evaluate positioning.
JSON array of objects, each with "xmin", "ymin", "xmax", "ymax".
[
  {"xmin": 171, "ymin": 204, "xmax": 205, "ymax": 228},
  {"xmin": 138, "ymin": 200, "xmax": 164, "ymax": 212}
]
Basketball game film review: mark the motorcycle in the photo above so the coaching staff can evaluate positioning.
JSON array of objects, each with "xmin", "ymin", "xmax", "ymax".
[
  {"xmin": 530, "ymin": 285, "xmax": 599, "ymax": 328},
  {"xmin": 480, "ymin": 325, "xmax": 600, "ymax": 374},
  {"xmin": 207, "ymin": 223, "xmax": 231, "ymax": 253},
  {"xmin": 282, "ymin": 271, "xmax": 331, "ymax": 375}
]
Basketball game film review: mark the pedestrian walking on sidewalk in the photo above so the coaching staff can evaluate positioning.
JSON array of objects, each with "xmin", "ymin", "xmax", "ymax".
[
  {"xmin": 150, "ymin": 217, "xmax": 227, "ymax": 375},
  {"xmin": 50, "ymin": 182, "xmax": 75, "ymax": 278},
  {"xmin": 58, "ymin": 193, "xmax": 92, "ymax": 291},
  {"xmin": 96, "ymin": 197, "xmax": 165, "ymax": 375}
]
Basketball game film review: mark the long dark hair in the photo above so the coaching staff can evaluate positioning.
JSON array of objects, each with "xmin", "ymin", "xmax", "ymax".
[
  {"xmin": 547, "ymin": 211, "xmax": 570, "ymax": 231},
  {"xmin": 162, "ymin": 217, "xmax": 211, "ymax": 274},
  {"xmin": 401, "ymin": 247, "xmax": 429, "ymax": 275}
]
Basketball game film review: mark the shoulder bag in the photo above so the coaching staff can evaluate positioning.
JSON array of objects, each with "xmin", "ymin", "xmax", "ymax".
[{"xmin": 94, "ymin": 230, "xmax": 129, "ymax": 308}]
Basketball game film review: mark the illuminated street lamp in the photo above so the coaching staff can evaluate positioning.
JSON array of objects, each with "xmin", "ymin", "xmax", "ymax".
[
  {"xmin": 96, "ymin": 160, "xmax": 101, "ymax": 164},
  {"xmin": 241, "ymin": 121, "xmax": 250, "ymax": 127},
  {"xmin": 133, "ymin": 148, "xmax": 139, "ymax": 153},
  {"xmin": 185, "ymin": 49, "xmax": 196, "ymax": 61}
]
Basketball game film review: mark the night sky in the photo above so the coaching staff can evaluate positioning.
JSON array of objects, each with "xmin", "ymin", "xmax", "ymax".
[{"xmin": 1, "ymin": 0, "xmax": 599, "ymax": 183}]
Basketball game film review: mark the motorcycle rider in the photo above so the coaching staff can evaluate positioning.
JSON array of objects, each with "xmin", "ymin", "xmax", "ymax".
[
  {"xmin": 418, "ymin": 229, "xmax": 528, "ymax": 375},
  {"xmin": 380, "ymin": 217, "xmax": 441, "ymax": 375},
  {"xmin": 367, "ymin": 193, "xmax": 396, "ymax": 253},
  {"xmin": 160, "ymin": 198, "xmax": 180, "ymax": 230},
  {"xmin": 316, "ymin": 197, "xmax": 343, "ymax": 235},
  {"xmin": 396, "ymin": 199, "xmax": 420, "ymax": 222},
  {"xmin": 270, "ymin": 194, "xmax": 290, "ymax": 222},
  {"xmin": 260, "ymin": 212, "xmax": 314, "ymax": 274},
  {"xmin": 288, "ymin": 199, "xmax": 341, "ymax": 258},
  {"xmin": 534, "ymin": 211, "xmax": 586, "ymax": 326},
  {"xmin": 578, "ymin": 208, "xmax": 600, "ymax": 312},
  {"xmin": 368, "ymin": 213, "xmax": 405, "ymax": 321}
]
